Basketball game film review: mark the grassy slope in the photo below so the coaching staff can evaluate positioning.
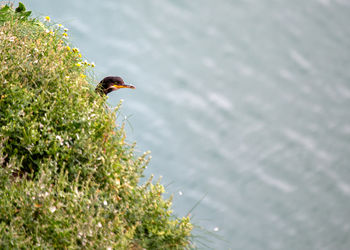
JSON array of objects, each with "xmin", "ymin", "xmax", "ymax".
[{"xmin": 0, "ymin": 3, "xmax": 192, "ymax": 249}]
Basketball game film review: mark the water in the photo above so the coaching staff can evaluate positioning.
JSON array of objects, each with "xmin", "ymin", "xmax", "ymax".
[{"xmin": 18, "ymin": 0, "xmax": 350, "ymax": 249}]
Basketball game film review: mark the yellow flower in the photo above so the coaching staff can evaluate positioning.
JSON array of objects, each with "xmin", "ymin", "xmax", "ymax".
[
  {"xmin": 78, "ymin": 53, "xmax": 82, "ymax": 58},
  {"xmin": 80, "ymin": 74, "xmax": 86, "ymax": 79},
  {"xmin": 91, "ymin": 62, "xmax": 95, "ymax": 67},
  {"xmin": 75, "ymin": 63, "xmax": 81, "ymax": 67},
  {"xmin": 66, "ymin": 46, "xmax": 71, "ymax": 51},
  {"xmin": 64, "ymin": 28, "xmax": 69, "ymax": 32},
  {"xmin": 62, "ymin": 32, "xmax": 68, "ymax": 37},
  {"xmin": 57, "ymin": 24, "xmax": 63, "ymax": 27},
  {"xmin": 44, "ymin": 16, "xmax": 51, "ymax": 22},
  {"xmin": 72, "ymin": 48, "xmax": 79, "ymax": 53}
]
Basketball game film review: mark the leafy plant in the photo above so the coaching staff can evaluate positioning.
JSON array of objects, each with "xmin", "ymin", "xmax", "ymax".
[
  {"xmin": 0, "ymin": 2, "xmax": 193, "ymax": 249},
  {"xmin": 0, "ymin": 2, "xmax": 31, "ymax": 23}
]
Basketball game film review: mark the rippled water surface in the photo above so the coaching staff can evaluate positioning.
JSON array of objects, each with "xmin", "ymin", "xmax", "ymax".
[{"xmin": 21, "ymin": 0, "xmax": 350, "ymax": 248}]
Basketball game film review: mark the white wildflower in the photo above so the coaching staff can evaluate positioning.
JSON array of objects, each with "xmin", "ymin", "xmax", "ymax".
[
  {"xmin": 56, "ymin": 135, "xmax": 64, "ymax": 146},
  {"xmin": 49, "ymin": 206, "xmax": 56, "ymax": 213}
]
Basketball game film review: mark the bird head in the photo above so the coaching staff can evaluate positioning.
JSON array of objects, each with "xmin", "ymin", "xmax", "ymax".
[{"xmin": 96, "ymin": 76, "xmax": 135, "ymax": 95}]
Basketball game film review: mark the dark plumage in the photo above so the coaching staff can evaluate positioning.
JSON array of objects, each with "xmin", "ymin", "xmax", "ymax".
[{"xmin": 95, "ymin": 76, "xmax": 135, "ymax": 95}]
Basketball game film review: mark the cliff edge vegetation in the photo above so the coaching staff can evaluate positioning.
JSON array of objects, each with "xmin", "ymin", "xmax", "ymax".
[{"xmin": 0, "ymin": 3, "xmax": 192, "ymax": 249}]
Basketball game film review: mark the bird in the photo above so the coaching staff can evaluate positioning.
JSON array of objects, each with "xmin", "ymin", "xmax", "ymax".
[{"xmin": 95, "ymin": 76, "xmax": 135, "ymax": 96}]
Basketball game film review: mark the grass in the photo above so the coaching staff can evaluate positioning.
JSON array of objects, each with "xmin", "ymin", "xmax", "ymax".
[{"xmin": 0, "ymin": 2, "xmax": 193, "ymax": 249}]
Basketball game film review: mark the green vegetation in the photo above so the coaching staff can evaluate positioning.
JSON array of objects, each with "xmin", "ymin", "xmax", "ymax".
[{"xmin": 0, "ymin": 3, "xmax": 192, "ymax": 249}]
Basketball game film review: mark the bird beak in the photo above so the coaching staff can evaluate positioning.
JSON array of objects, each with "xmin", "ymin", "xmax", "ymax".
[{"xmin": 113, "ymin": 84, "xmax": 136, "ymax": 89}]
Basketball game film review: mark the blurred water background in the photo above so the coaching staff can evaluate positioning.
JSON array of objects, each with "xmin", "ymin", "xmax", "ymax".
[{"xmin": 17, "ymin": 0, "xmax": 350, "ymax": 249}]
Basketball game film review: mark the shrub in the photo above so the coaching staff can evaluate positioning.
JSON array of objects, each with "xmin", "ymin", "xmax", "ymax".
[{"xmin": 0, "ymin": 3, "xmax": 192, "ymax": 249}]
